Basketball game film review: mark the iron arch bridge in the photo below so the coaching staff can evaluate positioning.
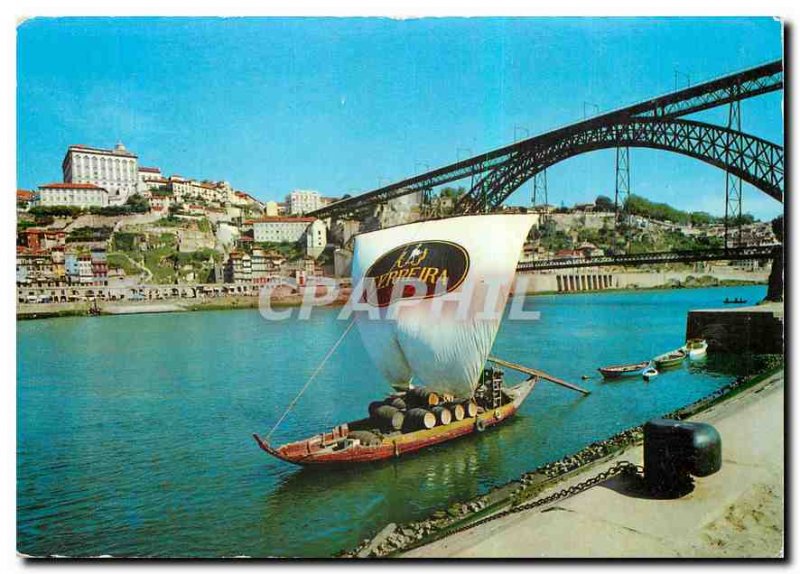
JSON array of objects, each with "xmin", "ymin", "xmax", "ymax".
[
  {"xmin": 309, "ymin": 59, "xmax": 783, "ymax": 221},
  {"xmin": 455, "ymin": 117, "xmax": 783, "ymax": 214}
]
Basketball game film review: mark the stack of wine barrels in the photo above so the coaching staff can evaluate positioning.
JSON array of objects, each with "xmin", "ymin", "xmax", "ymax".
[{"xmin": 368, "ymin": 387, "xmax": 480, "ymax": 433}]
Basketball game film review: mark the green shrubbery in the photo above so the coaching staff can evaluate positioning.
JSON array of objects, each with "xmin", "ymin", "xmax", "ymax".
[
  {"xmin": 624, "ymin": 194, "xmax": 756, "ymax": 226},
  {"xmin": 67, "ymin": 226, "xmax": 114, "ymax": 243}
]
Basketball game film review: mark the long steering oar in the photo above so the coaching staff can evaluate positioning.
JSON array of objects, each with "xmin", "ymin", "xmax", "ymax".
[{"xmin": 488, "ymin": 356, "xmax": 590, "ymax": 396}]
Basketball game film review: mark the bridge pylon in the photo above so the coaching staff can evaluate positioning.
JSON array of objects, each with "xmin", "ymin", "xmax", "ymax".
[
  {"xmin": 724, "ymin": 84, "xmax": 744, "ymax": 249},
  {"xmin": 532, "ymin": 168, "xmax": 548, "ymax": 213},
  {"xmin": 614, "ymin": 146, "xmax": 631, "ymax": 224}
]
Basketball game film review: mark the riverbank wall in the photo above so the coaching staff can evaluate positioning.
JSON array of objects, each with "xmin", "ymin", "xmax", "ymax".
[
  {"xmin": 400, "ymin": 370, "xmax": 784, "ymax": 558},
  {"xmin": 516, "ymin": 268, "xmax": 768, "ymax": 294},
  {"xmin": 686, "ymin": 302, "xmax": 784, "ymax": 354},
  {"xmin": 342, "ymin": 366, "xmax": 784, "ymax": 558}
]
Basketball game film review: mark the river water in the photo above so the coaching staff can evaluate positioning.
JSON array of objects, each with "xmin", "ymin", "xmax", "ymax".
[{"xmin": 17, "ymin": 284, "xmax": 766, "ymax": 557}]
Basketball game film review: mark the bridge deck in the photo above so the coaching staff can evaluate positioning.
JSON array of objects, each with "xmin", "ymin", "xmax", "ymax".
[{"xmin": 517, "ymin": 245, "xmax": 778, "ymax": 271}]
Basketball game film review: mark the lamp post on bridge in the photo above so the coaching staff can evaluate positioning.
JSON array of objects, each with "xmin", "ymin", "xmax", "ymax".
[{"xmin": 674, "ymin": 68, "xmax": 691, "ymax": 91}]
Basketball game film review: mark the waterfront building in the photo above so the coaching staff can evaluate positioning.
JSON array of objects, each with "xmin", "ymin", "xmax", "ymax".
[
  {"xmin": 224, "ymin": 251, "xmax": 252, "ymax": 283},
  {"xmin": 17, "ymin": 189, "xmax": 35, "ymax": 211},
  {"xmin": 62, "ymin": 143, "xmax": 139, "ymax": 205},
  {"xmin": 287, "ymin": 189, "xmax": 322, "ymax": 215},
  {"xmin": 91, "ymin": 249, "xmax": 108, "ymax": 286},
  {"xmin": 37, "ymin": 182, "xmax": 109, "ymax": 208},
  {"xmin": 16, "ymin": 247, "xmax": 62, "ymax": 286},
  {"xmin": 251, "ymin": 247, "xmax": 284, "ymax": 284},
  {"xmin": 306, "ymin": 219, "xmax": 327, "ymax": 258},
  {"xmin": 64, "ymin": 249, "xmax": 108, "ymax": 286}
]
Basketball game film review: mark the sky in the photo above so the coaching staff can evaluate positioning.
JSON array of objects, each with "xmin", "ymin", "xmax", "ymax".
[{"xmin": 17, "ymin": 17, "xmax": 784, "ymax": 220}]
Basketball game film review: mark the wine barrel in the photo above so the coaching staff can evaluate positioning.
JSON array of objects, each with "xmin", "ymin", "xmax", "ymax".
[
  {"xmin": 388, "ymin": 397, "xmax": 407, "ymax": 410},
  {"xmin": 441, "ymin": 393, "xmax": 455, "ymax": 403},
  {"xmin": 461, "ymin": 400, "xmax": 478, "ymax": 418},
  {"xmin": 431, "ymin": 406, "xmax": 452, "ymax": 426},
  {"xmin": 373, "ymin": 405, "xmax": 404, "ymax": 431},
  {"xmin": 368, "ymin": 401, "xmax": 387, "ymax": 417},
  {"xmin": 449, "ymin": 402, "xmax": 465, "ymax": 421},
  {"xmin": 404, "ymin": 408, "xmax": 436, "ymax": 431},
  {"xmin": 407, "ymin": 387, "xmax": 440, "ymax": 407}
]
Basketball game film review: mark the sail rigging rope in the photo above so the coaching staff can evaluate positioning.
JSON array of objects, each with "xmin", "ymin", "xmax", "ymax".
[{"xmin": 265, "ymin": 318, "xmax": 356, "ymax": 440}]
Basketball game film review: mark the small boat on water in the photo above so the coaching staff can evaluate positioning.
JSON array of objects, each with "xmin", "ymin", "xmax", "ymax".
[
  {"xmin": 254, "ymin": 214, "xmax": 590, "ymax": 466},
  {"xmin": 653, "ymin": 347, "xmax": 688, "ymax": 369},
  {"xmin": 642, "ymin": 367, "xmax": 659, "ymax": 381},
  {"xmin": 685, "ymin": 338, "xmax": 708, "ymax": 360},
  {"xmin": 598, "ymin": 360, "xmax": 651, "ymax": 379},
  {"xmin": 724, "ymin": 298, "xmax": 747, "ymax": 304}
]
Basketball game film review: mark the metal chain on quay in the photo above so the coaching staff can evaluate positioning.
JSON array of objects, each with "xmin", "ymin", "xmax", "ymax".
[{"xmin": 430, "ymin": 461, "xmax": 643, "ymax": 542}]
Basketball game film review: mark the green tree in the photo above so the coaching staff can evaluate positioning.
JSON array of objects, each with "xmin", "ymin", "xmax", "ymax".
[
  {"xmin": 439, "ymin": 186, "xmax": 465, "ymax": 199},
  {"xmin": 594, "ymin": 195, "xmax": 614, "ymax": 212}
]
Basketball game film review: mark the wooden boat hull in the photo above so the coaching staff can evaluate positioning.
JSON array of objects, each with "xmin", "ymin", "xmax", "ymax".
[
  {"xmin": 598, "ymin": 361, "xmax": 650, "ymax": 379},
  {"xmin": 254, "ymin": 378, "xmax": 537, "ymax": 466},
  {"xmin": 653, "ymin": 349, "xmax": 687, "ymax": 369}
]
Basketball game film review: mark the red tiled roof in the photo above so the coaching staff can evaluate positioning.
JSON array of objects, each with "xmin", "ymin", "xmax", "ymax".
[
  {"xmin": 555, "ymin": 249, "xmax": 580, "ymax": 257},
  {"xmin": 16, "ymin": 246, "xmax": 50, "ymax": 256},
  {"xmin": 17, "ymin": 190, "xmax": 35, "ymax": 200},
  {"xmin": 39, "ymin": 182, "xmax": 106, "ymax": 190},
  {"xmin": 138, "ymin": 166, "xmax": 161, "ymax": 173}
]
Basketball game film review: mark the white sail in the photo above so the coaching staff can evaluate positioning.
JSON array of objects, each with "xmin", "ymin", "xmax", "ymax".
[{"xmin": 351, "ymin": 214, "xmax": 535, "ymax": 398}]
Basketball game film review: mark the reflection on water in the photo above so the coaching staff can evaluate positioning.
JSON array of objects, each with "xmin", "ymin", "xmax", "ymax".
[{"xmin": 18, "ymin": 285, "xmax": 767, "ymax": 557}]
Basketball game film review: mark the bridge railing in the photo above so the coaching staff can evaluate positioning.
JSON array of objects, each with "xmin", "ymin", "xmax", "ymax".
[{"xmin": 517, "ymin": 244, "xmax": 780, "ymax": 271}]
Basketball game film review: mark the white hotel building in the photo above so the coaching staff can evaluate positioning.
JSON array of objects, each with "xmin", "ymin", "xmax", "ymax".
[
  {"xmin": 37, "ymin": 182, "xmax": 109, "ymax": 208},
  {"xmin": 62, "ymin": 143, "xmax": 139, "ymax": 205},
  {"xmin": 251, "ymin": 217, "xmax": 327, "ymax": 258}
]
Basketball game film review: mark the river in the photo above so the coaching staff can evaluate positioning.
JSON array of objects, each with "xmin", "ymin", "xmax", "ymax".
[{"xmin": 17, "ymin": 284, "xmax": 766, "ymax": 557}]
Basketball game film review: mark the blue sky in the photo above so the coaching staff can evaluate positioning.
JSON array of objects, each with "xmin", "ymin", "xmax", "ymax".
[{"xmin": 17, "ymin": 17, "xmax": 783, "ymax": 219}]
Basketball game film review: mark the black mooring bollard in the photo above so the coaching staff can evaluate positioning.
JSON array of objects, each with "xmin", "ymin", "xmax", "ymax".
[{"xmin": 643, "ymin": 418, "xmax": 722, "ymax": 499}]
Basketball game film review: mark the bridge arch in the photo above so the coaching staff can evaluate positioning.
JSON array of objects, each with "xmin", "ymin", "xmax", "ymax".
[{"xmin": 455, "ymin": 118, "xmax": 783, "ymax": 213}]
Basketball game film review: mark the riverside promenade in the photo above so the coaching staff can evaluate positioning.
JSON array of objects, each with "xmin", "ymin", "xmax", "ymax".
[{"xmin": 404, "ymin": 371, "xmax": 784, "ymax": 558}]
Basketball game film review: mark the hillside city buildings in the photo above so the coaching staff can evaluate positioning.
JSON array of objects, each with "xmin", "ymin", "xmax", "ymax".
[{"xmin": 17, "ymin": 142, "xmax": 335, "ymax": 299}]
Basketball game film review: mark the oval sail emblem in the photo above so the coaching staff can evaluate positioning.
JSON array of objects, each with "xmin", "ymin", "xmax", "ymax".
[{"xmin": 363, "ymin": 240, "xmax": 470, "ymax": 307}]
